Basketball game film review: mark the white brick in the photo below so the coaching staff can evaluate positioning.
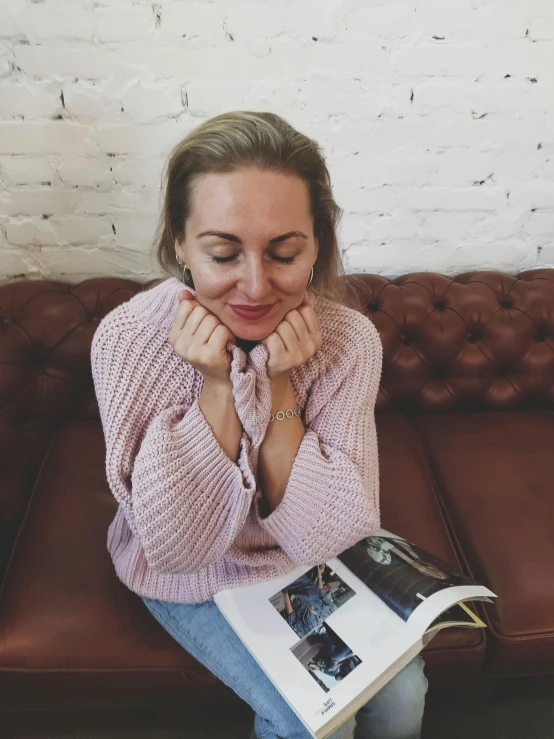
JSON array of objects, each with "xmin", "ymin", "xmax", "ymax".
[
  {"xmin": 57, "ymin": 158, "xmax": 114, "ymax": 187},
  {"xmin": 432, "ymin": 152, "xmax": 494, "ymax": 187},
  {"xmin": 391, "ymin": 44, "xmax": 495, "ymax": 78},
  {"xmin": 246, "ymin": 80, "xmax": 299, "ymax": 110},
  {"xmin": 92, "ymin": 123, "xmax": 188, "ymax": 155},
  {"xmin": 93, "ymin": 5, "xmax": 154, "ymax": 42},
  {"xmin": 364, "ymin": 212, "xmax": 424, "ymax": 241},
  {"xmin": 162, "ymin": 3, "xmax": 224, "ymax": 38},
  {"xmin": 413, "ymin": 81, "xmax": 471, "ymax": 113},
  {"xmin": 355, "ymin": 187, "xmax": 399, "ymax": 213},
  {"xmin": 525, "ymin": 212, "xmax": 554, "ymax": 236},
  {"xmin": 0, "ymin": 190, "xmax": 78, "ymax": 217},
  {"xmin": 38, "ymin": 247, "xmax": 155, "ymax": 278},
  {"xmin": 75, "ymin": 190, "xmax": 142, "ymax": 216},
  {"xmin": 113, "ymin": 158, "xmax": 164, "ymax": 188},
  {"xmin": 0, "ymin": 249, "xmax": 34, "ymax": 278},
  {"xmin": 400, "ymin": 187, "xmax": 506, "ymax": 211},
  {"xmin": 509, "ymin": 182, "xmax": 554, "ymax": 209},
  {"xmin": 418, "ymin": 212, "xmax": 475, "ymax": 241},
  {"xmin": 391, "ymin": 42, "xmax": 549, "ymax": 79},
  {"xmin": 0, "ymin": 0, "xmax": 27, "ymax": 38},
  {"xmin": 225, "ymin": 2, "xmax": 288, "ymax": 39},
  {"xmin": 0, "ymin": 156, "xmax": 54, "ymax": 185},
  {"xmin": 468, "ymin": 213, "xmax": 527, "ymax": 241},
  {"xmin": 0, "ymin": 50, "xmax": 11, "ymax": 79},
  {"xmin": 112, "ymin": 214, "xmax": 159, "ymax": 249},
  {"xmin": 539, "ymin": 246, "xmax": 554, "ymax": 264},
  {"xmin": 338, "ymin": 214, "xmax": 369, "ymax": 246},
  {"xmin": 185, "ymin": 80, "xmax": 254, "ymax": 117},
  {"xmin": 14, "ymin": 45, "xmax": 121, "ymax": 79},
  {"xmin": 528, "ymin": 16, "xmax": 554, "ymax": 41},
  {"xmin": 140, "ymin": 44, "xmax": 264, "ymax": 80},
  {"xmin": 333, "ymin": 153, "xmax": 434, "ymax": 189},
  {"xmin": 285, "ymin": 0, "xmax": 354, "ymax": 40},
  {"xmin": 21, "ymin": 4, "xmax": 93, "ymax": 43},
  {"xmin": 52, "ymin": 217, "xmax": 114, "ymax": 246},
  {"xmin": 62, "ymin": 82, "xmax": 121, "ymax": 122},
  {"xmin": 0, "ymin": 122, "xmax": 89, "ymax": 155},
  {"xmin": 493, "ymin": 152, "xmax": 546, "ymax": 180},
  {"xmin": 432, "ymin": 117, "xmax": 541, "ymax": 149},
  {"xmin": 117, "ymin": 83, "xmax": 184, "ymax": 124},
  {"xmin": 0, "ymin": 83, "xmax": 60, "ymax": 119},
  {"xmin": 395, "ymin": 2, "xmax": 471, "ymax": 38},
  {"xmin": 5, "ymin": 218, "xmax": 58, "ymax": 247},
  {"xmin": 467, "ymin": 5, "xmax": 528, "ymax": 40}
]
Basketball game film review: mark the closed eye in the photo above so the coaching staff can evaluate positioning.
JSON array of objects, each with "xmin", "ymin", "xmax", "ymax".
[{"xmin": 211, "ymin": 255, "xmax": 296, "ymax": 264}]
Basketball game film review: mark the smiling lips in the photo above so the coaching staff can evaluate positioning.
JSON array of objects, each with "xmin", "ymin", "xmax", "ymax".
[{"xmin": 231, "ymin": 304, "xmax": 275, "ymax": 320}]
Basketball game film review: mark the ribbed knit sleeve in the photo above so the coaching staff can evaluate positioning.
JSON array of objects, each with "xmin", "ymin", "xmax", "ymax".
[
  {"xmin": 90, "ymin": 311, "xmax": 257, "ymax": 575},
  {"xmin": 253, "ymin": 317, "xmax": 383, "ymax": 565}
]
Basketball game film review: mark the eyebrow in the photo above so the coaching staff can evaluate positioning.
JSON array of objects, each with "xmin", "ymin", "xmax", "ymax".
[{"xmin": 196, "ymin": 230, "xmax": 308, "ymax": 244}]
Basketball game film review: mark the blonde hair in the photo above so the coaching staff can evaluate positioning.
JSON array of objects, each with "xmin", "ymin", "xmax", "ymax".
[{"xmin": 152, "ymin": 111, "xmax": 347, "ymax": 304}]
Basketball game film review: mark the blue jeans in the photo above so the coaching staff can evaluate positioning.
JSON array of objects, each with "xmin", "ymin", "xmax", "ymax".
[{"xmin": 142, "ymin": 596, "xmax": 428, "ymax": 739}]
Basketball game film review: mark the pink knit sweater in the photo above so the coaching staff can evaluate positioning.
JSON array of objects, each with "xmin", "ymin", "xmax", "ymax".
[{"xmin": 90, "ymin": 276, "xmax": 383, "ymax": 604}]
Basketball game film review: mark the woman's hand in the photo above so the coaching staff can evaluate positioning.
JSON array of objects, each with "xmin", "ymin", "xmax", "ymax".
[
  {"xmin": 168, "ymin": 289, "xmax": 236, "ymax": 386},
  {"xmin": 261, "ymin": 292, "xmax": 322, "ymax": 382}
]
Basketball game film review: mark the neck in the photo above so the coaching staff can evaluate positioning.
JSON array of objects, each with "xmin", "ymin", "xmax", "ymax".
[{"xmin": 235, "ymin": 337, "xmax": 260, "ymax": 354}]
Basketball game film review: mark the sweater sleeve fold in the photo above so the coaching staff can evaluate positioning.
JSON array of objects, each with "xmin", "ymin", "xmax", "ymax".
[
  {"xmin": 90, "ymin": 314, "xmax": 257, "ymax": 575},
  {"xmin": 131, "ymin": 399, "xmax": 257, "ymax": 574},
  {"xmin": 253, "ymin": 320, "xmax": 383, "ymax": 565}
]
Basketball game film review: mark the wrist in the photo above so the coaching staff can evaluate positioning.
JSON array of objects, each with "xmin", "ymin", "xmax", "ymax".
[
  {"xmin": 269, "ymin": 370, "xmax": 291, "ymax": 388},
  {"xmin": 269, "ymin": 372, "xmax": 295, "ymax": 412},
  {"xmin": 201, "ymin": 376, "xmax": 234, "ymax": 399}
]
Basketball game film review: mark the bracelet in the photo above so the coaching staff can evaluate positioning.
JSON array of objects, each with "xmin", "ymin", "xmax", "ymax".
[{"xmin": 269, "ymin": 407, "xmax": 302, "ymax": 423}]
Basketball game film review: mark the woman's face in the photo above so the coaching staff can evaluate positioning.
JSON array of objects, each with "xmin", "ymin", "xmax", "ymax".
[{"xmin": 175, "ymin": 167, "xmax": 319, "ymax": 341}]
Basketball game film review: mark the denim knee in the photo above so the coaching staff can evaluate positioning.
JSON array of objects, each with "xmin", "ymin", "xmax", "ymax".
[{"xmin": 354, "ymin": 655, "xmax": 428, "ymax": 739}]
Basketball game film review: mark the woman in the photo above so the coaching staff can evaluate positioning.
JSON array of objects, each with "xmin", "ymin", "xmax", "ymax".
[
  {"xmin": 282, "ymin": 565, "xmax": 336, "ymax": 638},
  {"xmin": 90, "ymin": 111, "xmax": 428, "ymax": 739}
]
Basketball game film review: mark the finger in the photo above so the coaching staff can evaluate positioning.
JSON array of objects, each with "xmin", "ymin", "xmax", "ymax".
[
  {"xmin": 209, "ymin": 324, "xmax": 235, "ymax": 356},
  {"xmin": 283, "ymin": 309, "xmax": 309, "ymax": 344},
  {"xmin": 171, "ymin": 298, "xmax": 198, "ymax": 335},
  {"xmin": 297, "ymin": 303, "xmax": 320, "ymax": 337},
  {"xmin": 275, "ymin": 321, "xmax": 299, "ymax": 353},
  {"xmin": 179, "ymin": 289, "xmax": 195, "ymax": 302},
  {"xmin": 263, "ymin": 331, "xmax": 285, "ymax": 356},
  {"xmin": 183, "ymin": 305, "xmax": 212, "ymax": 336},
  {"xmin": 193, "ymin": 313, "xmax": 221, "ymax": 346}
]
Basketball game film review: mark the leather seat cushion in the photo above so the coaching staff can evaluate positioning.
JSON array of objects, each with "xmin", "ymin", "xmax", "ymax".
[
  {"xmin": 377, "ymin": 414, "xmax": 486, "ymax": 683},
  {"xmin": 414, "ymin": 412, "xmax": 554, "ymax": 676}
]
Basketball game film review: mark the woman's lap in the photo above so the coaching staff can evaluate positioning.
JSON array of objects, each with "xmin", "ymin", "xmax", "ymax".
[{"xmin": 141, "ymin": 596, "xmax": 428, "ymax": 739}]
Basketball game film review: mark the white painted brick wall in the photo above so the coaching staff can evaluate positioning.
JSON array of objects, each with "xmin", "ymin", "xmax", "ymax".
[{"xmin": 0, "ymin": 0, "xmax": 553, "ymax": 283}]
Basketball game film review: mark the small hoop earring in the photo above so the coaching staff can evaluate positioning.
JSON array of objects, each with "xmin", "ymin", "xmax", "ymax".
[{"xmin": 307, "ymin": 266, "xmax": 314, "ymax": 287}]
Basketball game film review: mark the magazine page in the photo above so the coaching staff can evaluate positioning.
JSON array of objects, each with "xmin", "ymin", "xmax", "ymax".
[
  {"xmin": 214, "ymin": 556, "xmax": 423, "ymax": 738},
  {"xmin": 337, "ymin": 528, "xmax": 496, "ymax": 633}
]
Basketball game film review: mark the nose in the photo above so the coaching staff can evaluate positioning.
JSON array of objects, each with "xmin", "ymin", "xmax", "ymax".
[{"xmin": 238, "ymin": 257, "xmax": 272, "ymax": 301}]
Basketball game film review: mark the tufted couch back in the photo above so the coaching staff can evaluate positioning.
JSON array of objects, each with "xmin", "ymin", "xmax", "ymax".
[{"xmin": 1, "ymin": 269, "xmax": 553, "ymax": 584}]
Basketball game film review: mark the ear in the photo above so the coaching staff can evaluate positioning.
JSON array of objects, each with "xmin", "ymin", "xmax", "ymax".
[{"xmin": 174, "ymin": 234, "xmax": 184, "ymax": 258}]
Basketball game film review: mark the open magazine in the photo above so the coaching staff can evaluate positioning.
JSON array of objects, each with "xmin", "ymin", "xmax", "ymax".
[{"xmin": 214, "ymin": 528, "xmax": 497, "ymax": 739}]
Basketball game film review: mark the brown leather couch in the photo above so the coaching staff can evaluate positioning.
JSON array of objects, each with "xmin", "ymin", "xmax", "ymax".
[{"xmin": 1, "ymin": 269, "xmax": 553, "ymax": 718}]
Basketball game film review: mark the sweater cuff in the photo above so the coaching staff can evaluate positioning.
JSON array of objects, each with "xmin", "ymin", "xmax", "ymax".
[
  {"xmin": 175, "ymin": 397, "xmax": 257, "ymax": 494},
  {"xmin": 253, "ymin": 430, "xmax": 330, "ymax": 542}
]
